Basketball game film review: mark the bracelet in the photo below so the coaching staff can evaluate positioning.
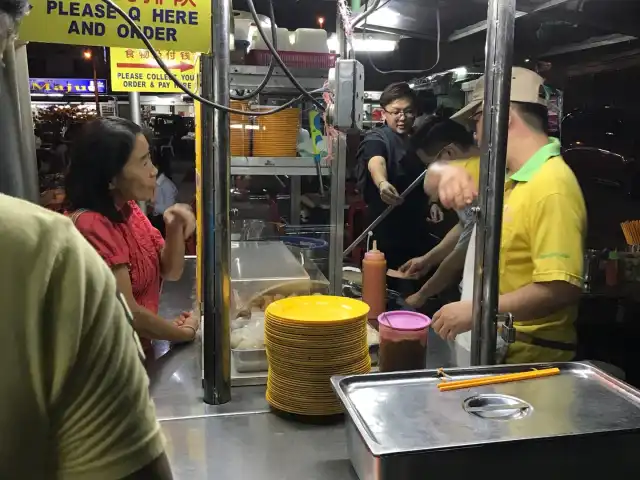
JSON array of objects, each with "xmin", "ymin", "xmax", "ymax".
[{"xmin": 181, "ymin": 325, "xmax": 198, "ymax": 340}]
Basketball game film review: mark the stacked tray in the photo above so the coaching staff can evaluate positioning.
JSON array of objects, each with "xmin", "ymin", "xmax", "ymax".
[
  {"xmin": 230, "ymin": 100, "xmax": 251, "ymax": 156},
  {"xmin": 265, "ymin": 295, "xmax": 371, "ymax": 416},
  {"xmin": 253, "ymin": 107, "xmax": 300, "ymax": 157}
]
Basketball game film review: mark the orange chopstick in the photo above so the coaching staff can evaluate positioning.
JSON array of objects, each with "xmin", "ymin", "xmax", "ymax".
[{"xmin": 437, "ymin": 367, "xmax": 560, "ymax": 392}]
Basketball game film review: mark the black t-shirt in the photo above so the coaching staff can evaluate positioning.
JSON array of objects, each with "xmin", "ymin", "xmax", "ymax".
[
  {"xmin": 356, "ymin": 126, "xmax": 427, "ymax": 217},
  {"xmin": 355, "ymin": 126, "xmax": 432, "ymax": 261}
]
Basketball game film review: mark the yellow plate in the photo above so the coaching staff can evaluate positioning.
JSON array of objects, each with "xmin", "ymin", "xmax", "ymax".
[
  {"xmin": 267, "ymin": 353, "xmax": 371, "ymax": 376},
  {"xmin": 266, "ymin": 296, "xmax": 370, "ymax": 324},
  {"xmin": 264, "ymin": 325, "xmax": 366, "ymax": 345},
  {"xmin": 265, "ymin": 338, "xmax": 369, "ymax": 356},
  {"xmin": 265, "ymin": 318, "xmax": 366, "ymax": 334},
  {"xmin": 266, "ymin": 391, "xmax": 343, "ymax": 416},
  {"xmin": 266, "ymin": 345, "xmax": 368, "ymax": 366},
  {"xmin": 269, "ymin": 368, "xmax": 369, "ymax": 392}
]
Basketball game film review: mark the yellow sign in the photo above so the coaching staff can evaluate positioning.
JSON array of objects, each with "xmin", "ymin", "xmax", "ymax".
[
  {"xmin": 110, "ymin": 47, "xmax": 199, "ymax": 92},
  {"xmin": 20, "ymin": 0, "xmax": 211, "ymax": 53}
]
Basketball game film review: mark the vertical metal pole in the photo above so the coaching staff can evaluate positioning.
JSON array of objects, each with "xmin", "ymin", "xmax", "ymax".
[
  {"xmin": 0, "ymin": 40, "xmax": 25, "ymax": 199},
  {"xmin": 92, "ymin": 52, "xmax": 101, "ymax": 116},
  {"xmin": 129, "ymin": 92, "xmax": 146, "ymax": 211},
  {"xmin": 14, "ymin": 42, "xmax": 39, "ymax": 203},
  {"xmin": 336, "ymin": 7, "xmax": 348, "ymax": 58},
  {"xmin": 328, "ymin": 8, "xmax": 349, "ymax": 295},
  {"xmin": 129, "ymin": 92, "xmax": 141, "ymax": 124},
  {"xmin": 203, "ymin": 0, "xmax": 232, "ymax": 405},
  {"xmin": 201, "ymin": 54, "xmax": 215, "ymax": 396},
  {"xmin": 329, "ymin": 135, "xmax": 347, "ymax": 295},
  {"xmin": 470, "ymin": 0, "xmax": 516, "ymax": 366}
]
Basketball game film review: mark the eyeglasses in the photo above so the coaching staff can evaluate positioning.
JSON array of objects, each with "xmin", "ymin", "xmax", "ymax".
[{"xmin": 384, "ymin": 109, "xmax": 415, "ymax": 119}]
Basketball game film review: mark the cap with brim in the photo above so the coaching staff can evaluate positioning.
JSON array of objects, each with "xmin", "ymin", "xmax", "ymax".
[{"xmin": 451, "ymin": 67, "xmax": 548, "ymax": 123}]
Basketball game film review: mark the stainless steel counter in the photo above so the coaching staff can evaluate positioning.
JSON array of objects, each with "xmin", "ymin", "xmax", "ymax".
[{"xmin": 150, "ymin": 259, "xmax": 457, "ymax": 479}]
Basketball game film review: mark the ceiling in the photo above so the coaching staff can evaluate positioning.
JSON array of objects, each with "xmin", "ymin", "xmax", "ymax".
[{"xmin": 355, "ymin": 0, "xmax": 640, "ymax": 80}]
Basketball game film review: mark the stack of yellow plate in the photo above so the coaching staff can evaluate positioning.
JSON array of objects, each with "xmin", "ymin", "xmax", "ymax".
[
  {"xmin": 230, "ymin": 100, "xmax": 251, "ymax": 156},
  {"xmin": 253, "ymin": 107, "xmax": 300, "ymax": 157},
  {"xmin": 265, "ymin": 295, "xmax": 371, "ymax": 416}
]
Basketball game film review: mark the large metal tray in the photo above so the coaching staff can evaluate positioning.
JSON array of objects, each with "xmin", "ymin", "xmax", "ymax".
[{"xmin": 332, "ymin": 362, "xmax": 640, "ymax": 479}]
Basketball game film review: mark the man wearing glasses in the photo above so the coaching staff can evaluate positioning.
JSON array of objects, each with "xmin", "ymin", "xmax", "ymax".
[
  {"xmin": 356, "ymin": 82, "xmax": 434, "ymax": 270},
  {"xmin": 424, "ymin": 67, "xmax": 586, "ymax": 364}
]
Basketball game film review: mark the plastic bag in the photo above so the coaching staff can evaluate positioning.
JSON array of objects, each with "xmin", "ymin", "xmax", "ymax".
[{"xmin": 230, "ymin": 312, "xmax": 265, "ymax": 350}]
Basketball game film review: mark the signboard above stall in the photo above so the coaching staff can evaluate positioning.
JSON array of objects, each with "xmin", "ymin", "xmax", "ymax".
[
  {"xmin": 109, "ymin": 47, "xmax": 199, "ymax": 93},
  {"xmin": 20, "ymin": 0, "xmax": 211, "ymax": 53},
  {"xmin": 30, "ymin": 77, "xmax": 107, "ymax": 95}
]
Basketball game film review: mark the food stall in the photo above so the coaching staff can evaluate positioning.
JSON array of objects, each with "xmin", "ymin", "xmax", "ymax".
[
  {"xmin": 144, "ymin": 0, "xmax": 640, "ymax": 478},
  {"xmin": 4, "ymin": 0, "xmax": 640, "ymax": 478}
]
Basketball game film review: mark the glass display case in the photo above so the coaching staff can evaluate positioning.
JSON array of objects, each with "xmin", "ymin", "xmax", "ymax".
[{"xmin": 229, "ymin": 240, "xmax": 330, "ymax": 380}]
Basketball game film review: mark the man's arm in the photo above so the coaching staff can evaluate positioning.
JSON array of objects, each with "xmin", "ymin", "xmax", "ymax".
[
  {"xmin": 424, "ymin": 161, "xmax": 477, "ymax": 208},
  {"xmin": 368, "ymin": 155, "xmax": 389, "ymax": 188},
  {"xmin": 415, "ymin": 246, "xmax": 467, "ymax": 299},
  {"xmin": 426, "ymin": 223, "xmax": 463, "ymax": 266},
  {"xmin": 498, "ymin": 281, "xmax": 581, "ymax": 322},
  {"xmin": 424, "ymin": 162, "xmax": 446, "ymax": 199},
  {"xmin": 498, "ymin": 192, "xmax": 584, "ymax": 322},
  {"xmin": 47, "ymin": 221, "xmax": 173, "ymax": 479}
]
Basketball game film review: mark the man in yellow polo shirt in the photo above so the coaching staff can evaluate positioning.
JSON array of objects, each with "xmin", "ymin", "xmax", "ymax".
[{"xmin": 426, "ymin": 67, "xmax": 586, "ymax": 364}]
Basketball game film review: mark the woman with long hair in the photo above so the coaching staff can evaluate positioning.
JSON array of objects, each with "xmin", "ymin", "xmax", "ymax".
[{"xmin": 65, "ymin": 117, "xmax": 199, "ymax": 352}]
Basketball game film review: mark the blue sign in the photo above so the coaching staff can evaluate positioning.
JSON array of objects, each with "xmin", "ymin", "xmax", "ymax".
[{"xmin": 29, "ymin": 78, "xmax": 107, "ymax": 95}]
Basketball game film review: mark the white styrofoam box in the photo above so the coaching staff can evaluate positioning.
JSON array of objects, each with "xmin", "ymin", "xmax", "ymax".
[
  {"xmin": 275, "ymin": 28, "xmax": 294, "ymax": 51},
  {"xmin": 291, "ymin": 28, "xmax": 329, "ymax": 53},
  {"xmin": 233, "ymin": 9, "xmax": 270, "ymax": 25},
  {"xmin": 251, "ymin": 27, "xmax": 293, "ymax": 51},
  {"xmin": 234, "ymin": 18, "xmax": 253, "ymax": 43}
]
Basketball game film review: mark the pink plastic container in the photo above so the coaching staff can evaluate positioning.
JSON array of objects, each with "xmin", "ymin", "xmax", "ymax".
[{"xmin": 378, "ymin": 311, "xmax": 431, "ymax": 372}]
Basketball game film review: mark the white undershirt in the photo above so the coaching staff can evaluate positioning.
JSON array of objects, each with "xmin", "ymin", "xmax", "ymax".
[
  {"xmin": 454, "ymin": 226, "xmax": 477, "ymax": 362},
  {"xmin": 456, "ymin": 225, "xmax": 506, "ymax": 363}
]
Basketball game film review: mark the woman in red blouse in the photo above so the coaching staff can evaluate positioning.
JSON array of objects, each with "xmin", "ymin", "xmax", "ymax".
[{"xmin": 65, "ymin": 117, "xmax": 199, "ymax": 350}]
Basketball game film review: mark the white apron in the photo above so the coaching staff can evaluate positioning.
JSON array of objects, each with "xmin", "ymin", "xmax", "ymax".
[{"xmin": 453, "ymin": 226, "xmax": 507, "ymax": 366}]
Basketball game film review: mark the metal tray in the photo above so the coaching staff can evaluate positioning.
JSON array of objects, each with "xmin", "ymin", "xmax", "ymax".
[
  {"xmin": 232, "ymin": 348, "xmax": 268, "ymax": 373},
  {"xmin": 332, "ymin": 362, "xmax": 640, "ymax": 479}
]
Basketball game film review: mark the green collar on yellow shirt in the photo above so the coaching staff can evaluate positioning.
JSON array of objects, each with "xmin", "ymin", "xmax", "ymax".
[{"xmin": 509, "ymin": 137, "xmax": 561, "ymax": 182}]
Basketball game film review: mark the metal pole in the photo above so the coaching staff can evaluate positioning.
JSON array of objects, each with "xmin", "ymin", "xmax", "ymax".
[
  {"xmin": 203, "ymin": 0, "xmax": 232, "ymax": 405},
  {"xmin": 329, "ymin": 134, "xmax": 347, "ymax": 294},
  {"xmin": 129, "ymin": 92, "xmax": 141, "ymax": 124},
  {"xmin": 336, "ymin": 5, "xmax": 348, "ymax": 58},
  {"xmin": 470, "ymin": 0, "xmax": 516, "ymax": 366},
  {"xmin": 128, "ymin": 92, "xmax": 146, "ymax": 211},
  {"xmin": 328, "ymin": 7, "xmax": 349, "ymax": 294},
  {"xmin": 13, "ymin": 42, "xmax": 39, "ymax": 203},
  {"xmin": 0, "ymin": 40, "xmax": 25, "ymax": 199},
  {"xmin": 92, "ymin": 52, "xmax": 100, "ymax": 116}
]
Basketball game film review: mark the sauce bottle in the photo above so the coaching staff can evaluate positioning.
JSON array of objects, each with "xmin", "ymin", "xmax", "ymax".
[{"xmin": 362, "ymin": 241, "xmax": 387, "ymax": 321}]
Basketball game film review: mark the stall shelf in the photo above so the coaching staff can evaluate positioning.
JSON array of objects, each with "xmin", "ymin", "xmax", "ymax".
[{"xmin": 229, "ymin": 65, "xmax": 329, "ymax": 93}]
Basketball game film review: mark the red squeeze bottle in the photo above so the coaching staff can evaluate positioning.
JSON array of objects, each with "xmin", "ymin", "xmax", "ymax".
[{"xmin": 362, "ymin": 241, "xmax": 387, "ymax": 321}]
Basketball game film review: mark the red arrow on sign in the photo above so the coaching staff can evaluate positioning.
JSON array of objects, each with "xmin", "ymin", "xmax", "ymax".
[{"xmin": 116, "ymin": 62, "xmax": 195, "ymax": 72}]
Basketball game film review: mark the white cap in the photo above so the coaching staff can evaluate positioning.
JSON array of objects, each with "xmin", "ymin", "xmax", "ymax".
[{"xmin": 452, "ymin": 67, "xmax": 548, "ymax": 122}]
